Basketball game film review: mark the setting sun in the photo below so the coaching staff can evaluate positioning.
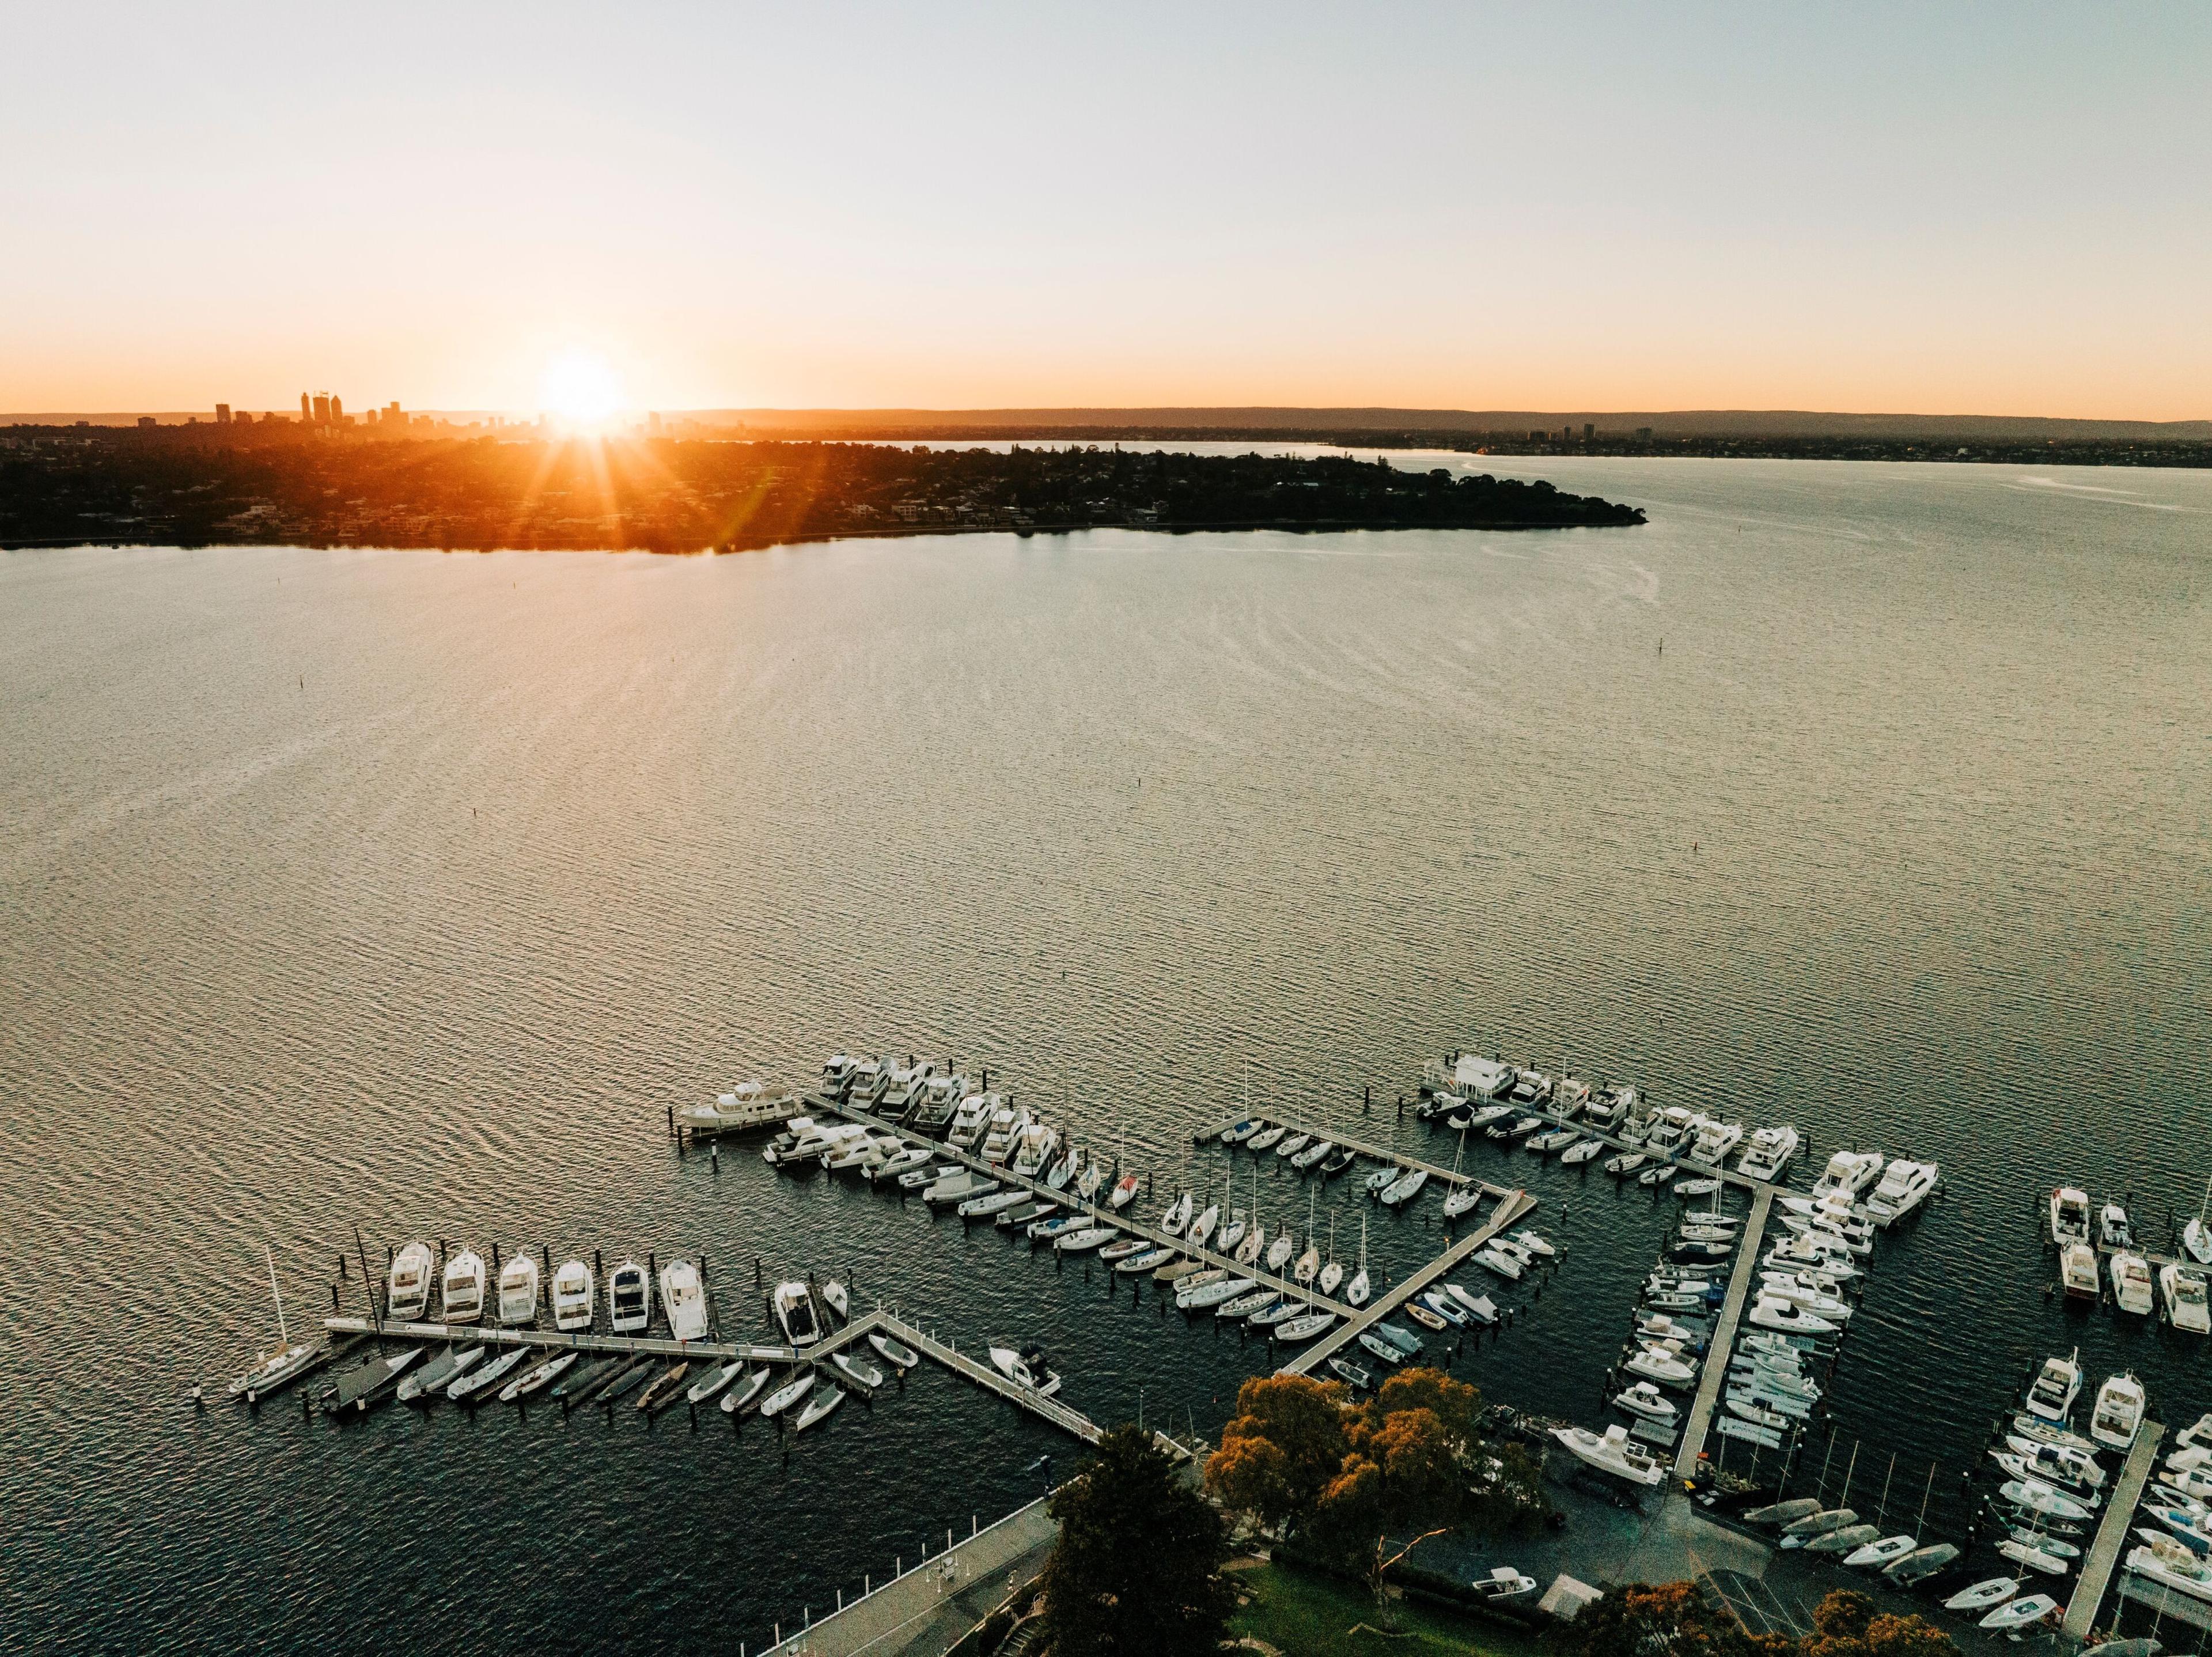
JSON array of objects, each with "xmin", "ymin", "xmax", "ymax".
[{"xmin": 539, "ymin": 349, "xmax": 623, "ymax": 429}]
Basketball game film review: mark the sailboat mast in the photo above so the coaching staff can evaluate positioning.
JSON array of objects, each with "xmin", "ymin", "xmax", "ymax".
[{"xmin": 265, "ymin": 1243, "xmax": 288, "ymax": 1349}]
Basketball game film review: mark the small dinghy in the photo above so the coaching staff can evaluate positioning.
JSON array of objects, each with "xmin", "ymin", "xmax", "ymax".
[
  {"xmin": 1882, "ymin": 1542, "xmax": 1959, "ymax": 1585},
  {"xmin": 1999, "ymin": 1539, "xmax": 2071, "ymax": 1576},
  {"xmin": 550, "ymin": 1356, "xmax": 616, "ymax": 1402},
  {"xmin": 1807, "ymin": 1524, "xmax": 1881, "ymax": 1557},
  {"xmin": 1744, "ymin": 1497, "xmax": 1821, "ymax": 1526},
  {"xmin": 794, "ymin": 1385, "xmax": 845, "ymax": 1433},
  {"xmin": 718, "ymin": 1367, "xmax": 774, "ymax": 1416},
  {"xmin": 1327, "ymin": 1357, "xmax": 1372, "ymax": 1390}
]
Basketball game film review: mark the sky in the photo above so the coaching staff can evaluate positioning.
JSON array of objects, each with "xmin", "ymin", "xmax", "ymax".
[{"xmin": 3, "ymin": 3, "xmax": 2207, "ymax": 419}]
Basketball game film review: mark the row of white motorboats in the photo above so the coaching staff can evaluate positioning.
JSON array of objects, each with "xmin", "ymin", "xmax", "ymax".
[{"xmin": 2047, "ymin": 1186, "xmax": 2212, "ymax": 1329}]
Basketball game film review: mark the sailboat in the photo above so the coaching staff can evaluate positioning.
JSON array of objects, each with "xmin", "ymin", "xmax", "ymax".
[
  {"xmin": 1216, "ymin": 1170, "xmax": 1247, "ymax": 1253},
  {"xmin": 1293, "ymin": 1187, "xmax": 1321, "ymax": 1284},
  {"xmin": 1441, "ymin": 1128, "xmax": 1481, "ymax": 1220},
  {"xmin": 1235, "ymin": 1167, "xmax": 1266, "ymax": 1266},
  {"xmin": 1318, "ymin": 1212, "xmax": 1343, "ymax": 1296},
  {"xmin": 1346, "ymin": 1212, "xmax": 1371, "ymax": 1306},
  {"xmin": 1107, "ymin": 1121, "xmax": 1137, "ymax": 1209},
  {"xmin": 227, "ymin": 1244, "xmax": 316, "ymax": 1402},
  {"xmin": 1267, "ymin": 1206, "xmax": 1296, "ymax": 1272},
  {"xmin": 2187, "ymin": 1175, "xmax": 2212, "ymax": 1266}
]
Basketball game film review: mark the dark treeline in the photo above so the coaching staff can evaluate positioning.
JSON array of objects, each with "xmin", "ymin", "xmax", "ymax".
[{"xmin": 0, "ymin": 431, "xmax": 1643, "ymax": 552}]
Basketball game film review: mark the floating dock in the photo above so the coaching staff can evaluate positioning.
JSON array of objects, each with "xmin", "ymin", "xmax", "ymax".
[
  {"xmin": 1280, "ymin": 1188, "xmax": 1538, "ymax": 1378},
  {"xmin": 2063, "ymin": 1418, "xmax": 2167, "ymax": 1639},
  {"xmin": 1672, "ymin": 1186, "xmax": 1775, "ymax": 1476},
  {"xmin": 1200, "ymin": 1110, "xmax": 1498, "ymax": 1189},
  {"xmin": 325, "ymin": 1303, "xmax": 1191, "ymax": 1457},
  {"xmin": 805, "ymin": 1095, "xmax": 1358, "ymax": 1316}
]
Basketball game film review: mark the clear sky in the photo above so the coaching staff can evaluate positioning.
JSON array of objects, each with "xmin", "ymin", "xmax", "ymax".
[{"xmin": 4, "ymin": 2, "xmax": 2206, "ymax": 418}]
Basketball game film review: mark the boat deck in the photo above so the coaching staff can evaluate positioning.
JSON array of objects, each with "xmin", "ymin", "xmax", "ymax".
[
  {"xmin": 1278, "ymin": 1187, "xmax": 1538, "ymax": 1378},
  {"xmin": 2063, "ymin": 1418, "xmax": 2167, "ymax": 1638},
  {"xmin": 804, "ymin": 1095, "xmax": 1356, "ymax": 1316},
  {"xmin": 1672, "ymin": 1185, "xmax": 1777, "ymax": 1477}
]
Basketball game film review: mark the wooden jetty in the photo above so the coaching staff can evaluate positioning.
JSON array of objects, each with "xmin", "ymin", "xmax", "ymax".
[
  {"xmin": 321, "ymin": 1302, "xmax": 1192, "ymax": 1457},
  {"xmin": 1672, "ymin": 1186, "xmax": 1775, "ymax": 1477},
  {"xmin": 1279, "ymin": 1188, "xmax": 1538, "ymax": 1378},
  {"xmin": 2063, "ymin": 1419, "xmax": 2166, "ymax": 1639},
  {"xmin": 805, "ymin": 1095, "xmax": 1356, "ymax": 1316}
]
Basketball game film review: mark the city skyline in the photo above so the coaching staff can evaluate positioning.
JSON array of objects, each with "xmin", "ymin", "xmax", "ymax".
[{"xmin": 3, "ymin": 4, "xmax": 2207, "ymax": 419}]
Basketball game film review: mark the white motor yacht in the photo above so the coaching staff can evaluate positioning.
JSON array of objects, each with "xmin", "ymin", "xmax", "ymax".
[
  {"xmin": 387, "ymin": 1241, "xmax": 434, "ymax": 1322},
  {"xmin": 660, "ymin": 1258, "xmax": 708, "ymax": 1342},
  {"xmin": 2113, "ymin": 1251, "xmax": 2156, "ymax": 1316},
  {"xmin": 2049, "ymin": 1186, "xmax": 2092, "ymax": 1245},
  {"xmin": 676, "ymin": 1079, "xmax": 790, "ymax": 1136},
  {"xmin": 1010, "ymin": 1122, "xmax": 1059, "ymax": 1181},
  {"xmin": 497, "ymin": 1254, "xmax": 539, "ymax": 1325},
  {"xmin": 1811, "ymin": 1150, "xmax": 1884, "ymax": 1202},
  {"xmin": 1687, "ymin": 1118, "xmax": 1744, "ymax": 1168},
  {"xmin": 2061, "ymin": 1241, "xmax": 2101, "ymax": 1300},
  {"xmin": 1736, "ymin": 1126, "xmax": 1800, "ymax": 1182},
  {"xmin": 980, "ymin": 1102, "xmax": 1027, "ymax": 1163},
  {"xmin": 1613, "ymin": 1381, "xmax": 1679, "ymax": 1422},
  {"xmin": 1645, "ymin": 1107, "xmax": 1704, "ymax": 1156},
  {"xmin": 987, "ymin": 1345, "xmax": 1063, "ymax": 1397},
  {"xmin": 608, "ymin": 1260, "xmax": 650, "ymax": 1334},
  {"xmin": 1450, "ymin": 1053, "xmax": 1516, "ymax": 1100},
  {"xmin": 2024, "ymin": 1351, "xmax": 2084, "ymax": 1423},
  {"xmin": 1552, "ymin": 1424, "xmax": 1665, "ymax": 1486},
  {"xmin": 1861, "ymin": 1158, "xmax": 1937, "ymax": 1225},
  {"xmin": 946, "ymin": 1091, "xmax": 995, "ymax": 1150},
  {"xmin": 2092, "ymin": 1373, "xmax": 2147, "ymax": 1451},
  {"xmin": 550, "ymin": 1258, "xmax": 594, "ymax": 1331},
  {"xmin": 441, "ymin": 1250, "xmax": 487, "ymax": 1325},
  {"xmin": 844, "ymin": 1058, "xmax": 890, "ymax": 1105},
  {"xmin": 2128, "ymin": 1540, "xmax": 2212, "ymax": 1606},
  {"xmin": 772, "ymin": 1280, "xmax": 821, "ymax": 1348},
  {"xmin": 2162, "ymin": 1263, "xmax": 2212, "ymax": 1334},
  {"xmin": 1624, "ymin": 1346, "xmax": 1695, "ymax": 1387}
]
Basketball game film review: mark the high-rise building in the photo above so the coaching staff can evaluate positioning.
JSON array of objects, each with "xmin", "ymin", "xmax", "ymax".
[
  {"xmin": 137, "ymin": 415, "xmax": 157, "ymax": 429},
  {"xmin": 301, "ymin": 392, "xmax": 312, "ymax": 421},
  {"xmin": 312, "ymin": 393, "xmax": 331, "ymax": 424},
  {"xmin": 329, "ymin": 394, "xmax": 343, "ymax": 422},
  {"xmin": 215, "ymin": 404, "xmax": 231, "ymax": 424},
  {"xmin": 1583, "ymin": 422, "xmax": 1594, "ymax": 440}
]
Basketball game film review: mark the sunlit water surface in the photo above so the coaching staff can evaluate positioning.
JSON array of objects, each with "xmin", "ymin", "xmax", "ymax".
[{"xmin": 4, "ymin": 457, "xmax": 2208, "ymax": 1654}]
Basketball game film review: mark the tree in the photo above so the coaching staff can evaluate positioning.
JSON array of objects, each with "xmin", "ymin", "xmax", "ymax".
[
  {"xmin": 1035, "ymin": 1423, "xmax": 1237, "ymax": 1657},
  {"xmin": 1553, "ymin": 1580, "xmax": 1789, "ymax": 1657},
  {"xmin": 1207, "ymin": 1374, "xmax": 1353, "ymax": 1530},
  {"xmin": 1802, "ymin": 1591, "xmax": 1957, "ymax": 1657}
]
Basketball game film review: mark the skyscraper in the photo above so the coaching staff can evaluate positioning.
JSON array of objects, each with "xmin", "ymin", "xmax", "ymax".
[
  {"xmin": 312, "ymin": 393, "xmax": 330, "ymax": 424},
  {"xmin": 215, "ymin": 404, "xmax": 231, "ymax": 424},
  {"xmin": 330, "ymin": 395, "xmax": 343, "ymax": 422},
  {"xmin": 300, "ymin": 392, "xmax": 311, "ymax": 421}
]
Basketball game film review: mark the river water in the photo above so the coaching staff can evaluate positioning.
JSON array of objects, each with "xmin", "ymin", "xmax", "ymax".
[{"xmin": 3, "ymin": 457, "xmax": 2207, "ymax": 1654}]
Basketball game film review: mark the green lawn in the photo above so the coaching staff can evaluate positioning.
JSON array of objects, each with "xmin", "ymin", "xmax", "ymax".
[{"xmin": 1229, "ymin": 1561, "xmax": 1548, "ymax": 1657}]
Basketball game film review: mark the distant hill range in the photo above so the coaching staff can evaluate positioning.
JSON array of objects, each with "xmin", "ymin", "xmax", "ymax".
[{"xmin": 687, "ymin": 407, "xmax": 2212, "ymax": 441}]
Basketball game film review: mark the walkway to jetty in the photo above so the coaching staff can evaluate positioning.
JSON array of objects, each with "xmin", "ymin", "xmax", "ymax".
[
  {"xmin": 1199, "ymin": 1110, "xmax": 1507, "ymax": 1189},
  {"xmin": 2064, "ymin": 1419, "xmax": 2166, "ymax": 1639},
  {"xmin": 1281, "ymin": 1188, "xmax": 1538, "ymax": 1378},
  {"xmin": 1672, "ymin": 1187, "xmax": 1775, "ymax": 1476},
  {"xmin": 805, "ymin": 1096, "xmax": 1355, "ymax": 1316}
]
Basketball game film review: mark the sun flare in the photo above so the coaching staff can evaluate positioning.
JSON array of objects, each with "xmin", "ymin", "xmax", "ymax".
[{"xmin": 539, "ymin": 349, "xmax": 623, "ymax": 429}]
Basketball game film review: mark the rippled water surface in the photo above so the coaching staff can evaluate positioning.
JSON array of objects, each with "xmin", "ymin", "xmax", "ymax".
[{"xmin": 4, "ymin": 457, "xmax": 2209, "ymax": 1654}]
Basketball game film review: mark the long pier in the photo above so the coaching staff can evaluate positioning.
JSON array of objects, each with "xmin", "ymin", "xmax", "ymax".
[
  {"xmin": 1671, "ymin": 1186, "xmax": 1776, "ymax": 1476},
  {"xmin": 2063, "ymin": 1419, "xmax": 2167, "ymax": 1639},
  {"xmin": 1280, "ymin": 1188, "xmax": 1538, "ymax": 1378},
  {"xmin": 806, "ymin": 1095, "xmax": 1354, "ymax": 1317}
]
